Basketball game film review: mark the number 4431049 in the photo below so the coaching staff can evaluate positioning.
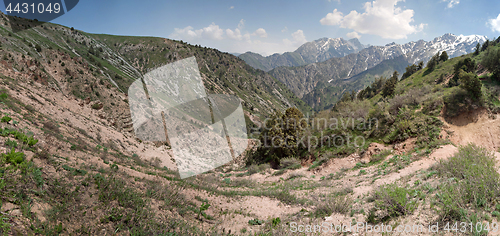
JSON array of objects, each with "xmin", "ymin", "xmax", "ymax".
[{"xmin": 6, "ymin": 3, "xmax": 61, "ymax": 14}]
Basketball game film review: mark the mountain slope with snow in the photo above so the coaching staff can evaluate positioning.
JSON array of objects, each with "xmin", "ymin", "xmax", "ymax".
[
  {"xmin": 268, "ymin": 33, "xmax": 487, "ymax": 110},
  {"xmin": 238, "ymin": 38, "xmax": 366, "ymax": 71}
]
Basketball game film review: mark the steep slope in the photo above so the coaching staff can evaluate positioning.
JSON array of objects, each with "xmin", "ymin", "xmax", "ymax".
[
  {"xmin": 0, "ymin": 13, "xmax": 316, "ymax": 235},
  {"xmin": 238, "ymin": 38, "xmax": 365, "ymax": 71},
  {"xmin": 0, "ymin": 12, "xmax": 310, "ymax": 130},
  {"xmin": 269, "ymin": 33, "xmax": 486, "ymax": 110},
  {"xmin": 302, "ymin": 56, "xmax": 410, "ymax": 110},
  {"xmin": 0, "ymin": 13, "xmax": 500, "ymax": 236}
]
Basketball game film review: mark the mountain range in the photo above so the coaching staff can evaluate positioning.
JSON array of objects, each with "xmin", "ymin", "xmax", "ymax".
[
  {"xmin": 257, "ymin": 33, "xmax": 487, "ymax": 110},
  {"xmin": 238, "ymin": 38, "xmax": 366, "ymax": 72}
]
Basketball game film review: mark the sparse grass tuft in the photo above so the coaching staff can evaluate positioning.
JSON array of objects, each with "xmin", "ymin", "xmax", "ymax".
[{"xmin": 312, "ymin": 195, "xmax": 353, "ymax": 218}]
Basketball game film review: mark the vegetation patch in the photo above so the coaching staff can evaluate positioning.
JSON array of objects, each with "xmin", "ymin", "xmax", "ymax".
[{"xmin": 434, "ymin": 144, "xmax": 500, "ymax": 222}]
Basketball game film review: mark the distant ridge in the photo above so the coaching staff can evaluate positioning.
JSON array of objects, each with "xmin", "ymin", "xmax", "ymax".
[
  {"xmin": 267, "ymin": 33, "xmax": 487, "ymax": 110},
  {"xmin": 238, "ymin": 37, "xmax": 366, "ymax": 71}
]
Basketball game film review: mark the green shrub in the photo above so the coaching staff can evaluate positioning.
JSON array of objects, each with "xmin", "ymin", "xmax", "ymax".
[
  {"xmin": 421, "ymin": 93, "xmax": 443, "ymax": 116},
  {"xmin": 0, "ymin": 116, "xmax": 11, "ymax": 123},
  {"xmin": 371, "ymin": 184, "xmax": 418, "ymax": 221},
  {"xmin": 248, "ymin": 218, "xmax": 263, "ymax": 225},
  {"xmin": 2, "ymin": 148, "xmax": 25, "ymax": 165},
  {"xmin": 435, "ymin": 144, "xmax": 500, "ymax": 221},
  {"xmin": 459, "ymin": 71, "xmax": 482, "ymax": 100},
  {"xmin": 492, "ymin": 211, "xmax": 500, "ymax": 218},
  {"xmin": 4, "ymin": 139, "xmax": 17, "ymax": 148},
  {"xmin": 91, "ymin": 103, "xmax": 103, "ymax": 110},
  {"xmin": 271, "ymin": 217, "xmax": 281, "ymax": 228}
]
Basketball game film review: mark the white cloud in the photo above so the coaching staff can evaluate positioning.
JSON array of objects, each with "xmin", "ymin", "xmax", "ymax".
[
  {"xmin": 169, "ymin": 22, "xmax": 307, "ymax": 56},
  {"xmin": 320, "ymin": 9, "xmax": 344, "ymax": 25},
  {"xmin": 199, "ymin": 23, "xmax": 224, "ymax": 40},
  {"xmin": 170, "ymin": 26, "xmax": 199, "ymax": 40},
  {"xmin": 291, "ymin": 30, "xmax": 307, "ymax": 44},
  {"xmin": 226, "ymin": 28, "xmax": 242, "ymax": 40},
  {"xmin": 229, "ymin": 6, "xmax": 234, "ymax": 10},
  {"xmin": 281, "ymin": 26, "xmax": 288, "ymax": 33},
  {"xmin": 170, "ymin": 23, "xmax": 225, "ymax": 41},
  {"xmin": 442, "ymin": 0, "xmax": 459, "ymax": 8},
  {"xmin": 282, "ymin": 30, "xmax": 308, "ymax": 48},
  {"xmin": 238, "ymin": 19, "xmax": 245, "ymax": 29},
  {"xmin": 346, "ymin": 31, "xmax": 361, "ymax": 39},
  {"xmin": 252, "ymin": 28, "xmax": 268, "ymax": 38},
  {"xmin": 488, "ymin": 14, "xmax": 500, "ymax": 32},
  {"xmin": 320, "ymin": 0, "xmax": 425, "ymax": 39}
]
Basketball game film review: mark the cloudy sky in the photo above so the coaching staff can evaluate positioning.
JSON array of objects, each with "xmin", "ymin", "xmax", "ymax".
[{"xmin": 4, "ymin": 0, "xmax": 500, "ymax": 56}]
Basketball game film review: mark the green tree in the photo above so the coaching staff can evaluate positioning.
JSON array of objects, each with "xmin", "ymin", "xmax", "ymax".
[
  {"xmin": 448, "ymin": 58, "xmax": 477, "ymax": 87},
  {"xmin": 481, "ymin": 39, "xmax": 490, "ymax": 52},
  {"xmin": 459, "ymin": 70, "xmax": 482, "ymax": 100},
  {"xmin": 382, "ymin": 71, "xmax": 398, "ymax": 98},
  {"xmin": 259, "ymin": 107, "xmax": 307, "ymax": 163},
  {"xmin": 401, "ymin": 64, "xmax": 419, "ymax": 80},
  {"xmin": 474, "ymin": 43, "xmax": 481, "ymax": 55},
  {"xmin": 417, "ymin": 61, "xmax": 424, "ymax": 70},
  {"xmin": 454, "ymin": 58, "xmax": 476, "ymax": 73},
  {"xmin": 340, "ymin": 92, "xmax": 350, "ymax": 102},
  {"xmin": 439, "ymin": 51, "xmax": 448, "ymax": 62},
  {"xmin": 482, "ymin": 46, "xmax": 500, "ymax": 80},
  {"xmin": 426, "ymin": 52, "xmax": 441, "ymax": 71}
]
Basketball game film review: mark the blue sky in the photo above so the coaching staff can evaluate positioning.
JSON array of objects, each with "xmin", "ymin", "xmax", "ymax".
[{"xmin": 2, "ymin": 0, "xmax": 500, "ymax": 56}]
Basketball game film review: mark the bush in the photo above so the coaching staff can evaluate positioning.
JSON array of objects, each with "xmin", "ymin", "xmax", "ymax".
[
  {"xmin": 371, "ymin": 184, "xmax": 419, "ymax": 221},
  {"xmin": 278, "ymin": 157, "xmax": 301, "ymax": 170},
  {"xmin": 443, "ymin": 87, "xmax": 482, "ymax": 117},
  {"xmin": 421, "ymin": 93, "xmax": 443, "ymax": 116},
  {"xmin": 437, "ymin": 144, "xmax": 499, "ymax": 201},
  {"xmin": 482, "ymin": 46, "xmax": 500, "ymax": 80},
  {"xmin": 435, "ymin": 144, "xmax": 500, "ymax": 221},
  {"xmin": 388, "ymin": 85, "xmax": 430, "ymax": 115},
  {"xmin": 250, "ymin": 107, "xmax": 307, "ymax": 166},
  {"xmin": 91, "ymin": 103, "xmax": 103, "ymax": 110},
  {"xmin": 1, "ymin": 116, "xmax": 11, "ymax": 123},
  {"xmin": 459, "ymin": 71, "xmax": 482, "ymax": 100},
  {"xmin": 248, "ymin": 218, "xmax": 263, "ymax": 225},
  {"xmin": 4, "ymin": 139, "xmax": 17, "ymax": 148},
  {"xmin": 312, "ymin": 195, "xmax": 353, "ymax": 218},
  {"xmin": 2, "ymin": 147, "xmax": 25, "ymax": 165}
]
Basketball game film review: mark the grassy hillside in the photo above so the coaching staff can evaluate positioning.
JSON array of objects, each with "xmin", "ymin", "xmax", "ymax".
[
  {"xmin": 243, "ymin": 40, "xmax": 500, "ymax": 235},
  {"xmin": 0, "ymin": 13, "xmax": 311, "ymax": 130},
  {"xmin": 1, "ymin": 11, "xmax": 500, "ymax": 236}
]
